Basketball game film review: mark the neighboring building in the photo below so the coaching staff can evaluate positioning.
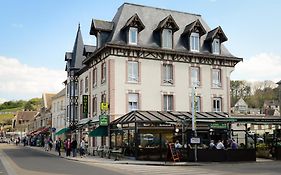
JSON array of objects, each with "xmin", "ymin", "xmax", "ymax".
[
  {"xmin": 26, "ymin": 93, "xmax": 55, "ymax": 137},
  {"xmin": 65, "ymin": 3, "xmax": 242, "ymax": 149},
  {"xmin": 12, "ymin": 111, "xmax": 38, "ymax": 138},
  {"xmin": 264, "ymin": 100, "xmax": 280, "ymax": 116},
  {"xmin": 51, "ymin": 88, "xmax": 66, "ymax": 140},
  {"xmin": 233, "ymin": 98, "xmax": 248, "ymax": 114}
]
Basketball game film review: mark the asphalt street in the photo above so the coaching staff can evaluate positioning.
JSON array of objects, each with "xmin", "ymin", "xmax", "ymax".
[
  {"xmin": 0, "ymin": 144, "xmax": 125, "ymax": 175},
  {"xmin": 1, "ymin": 144, "xmax": 281, "ymax": 175}
]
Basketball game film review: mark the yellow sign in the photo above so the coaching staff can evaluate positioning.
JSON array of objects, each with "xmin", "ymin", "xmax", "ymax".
[{"xmin": 100, "ymin": 102, "xmax": 109, "ymax": 111}]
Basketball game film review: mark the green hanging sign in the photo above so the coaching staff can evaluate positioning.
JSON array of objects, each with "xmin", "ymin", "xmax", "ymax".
[
  {"xmin": 210, "ymin": 123, "xmax": 228, "ymax": 129},
  {"xmin": 99, "ymin": 115, "xmax": 109, "ymax": 126}
]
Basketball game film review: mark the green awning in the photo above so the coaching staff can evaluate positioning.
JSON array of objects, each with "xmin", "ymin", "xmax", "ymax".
[
  {"xmin": 55, "ymin": 128, "xmax": 70, "ymax": 135},
  {"xmin": 89, "ymin": 126, "xmax": 108, "ymax": 137}
]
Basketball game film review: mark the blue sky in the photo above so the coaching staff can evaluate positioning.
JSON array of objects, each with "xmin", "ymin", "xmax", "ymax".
[{"xmin": 1, "ymin": 0, "xmax": 281, "ymax": 101}]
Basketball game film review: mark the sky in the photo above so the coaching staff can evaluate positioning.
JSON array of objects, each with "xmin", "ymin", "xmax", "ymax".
[{"xmin": 0, "ymin": 0, "xmax": 281, "ymax": 102}]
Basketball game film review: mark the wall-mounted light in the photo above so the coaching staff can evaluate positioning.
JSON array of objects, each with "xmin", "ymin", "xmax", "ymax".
[{"xmin": 175, "ymin": 128, "xmax": 179, "ymax": 133}]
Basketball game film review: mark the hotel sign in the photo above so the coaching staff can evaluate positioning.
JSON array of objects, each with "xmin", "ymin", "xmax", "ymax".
[{"xmin": 82, "ymin": 95, "xmax": 88, "ymax": 114}]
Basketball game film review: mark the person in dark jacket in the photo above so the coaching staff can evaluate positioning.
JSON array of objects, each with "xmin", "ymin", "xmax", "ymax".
[
  {"xmin": 71, "ymin": 138, "xmax": 78, "ymax": 157},
  {"xmin": 56, "ymin": 138, "xmax": 62, "ymax": 156}
]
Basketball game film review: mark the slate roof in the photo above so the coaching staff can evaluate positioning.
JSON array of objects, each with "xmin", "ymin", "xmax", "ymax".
[
  {"xmin": 102, "ymin": 3, "xmax": 233, "ymax": 56},
  {"xmin": 65, "ymin": 25, "xmax": 86, "ymax": 72},
  {"xmin": 84, "ymin": 45, "xmax": 96, "ymax": 55},
  {"xmin": 52, "ymin": 88, "xmax": 66, "ymax": 99},
  {"xmin": 90, "ymin": 19, "xmax": 114, "ymax": 35},
  {"xmin": 277, "ymin": 80, "xmax": 281, "ymax": 85},
  {"xmin": 16, "ymin": 111, "xmax": 38, "ymax": 121}
]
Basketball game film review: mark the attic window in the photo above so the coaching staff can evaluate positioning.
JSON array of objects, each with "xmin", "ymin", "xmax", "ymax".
[
  {"xmin": 190, "ymin": 32, "xmax": 200, "ymax": 52},
  {"xmin": 212, "ymin": 38, "xmax": 220, "ymax": 54},
  {"xmin": 129, "ymin": 27, "xmax": 138, "ymax": 45},
  {"xmin": 162, "ymin": 29, "xmax": 173, "ymax": 49}
]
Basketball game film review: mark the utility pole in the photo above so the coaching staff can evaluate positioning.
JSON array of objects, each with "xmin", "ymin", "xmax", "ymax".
[{"xmin": 191, "ymin": 85, "xmax": 198, "ymax": 162}]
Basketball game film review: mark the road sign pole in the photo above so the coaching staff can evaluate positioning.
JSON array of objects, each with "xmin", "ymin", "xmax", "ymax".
[{"xmin": 192, "ymin": 85, "xmax": 197, "ymax": 162}]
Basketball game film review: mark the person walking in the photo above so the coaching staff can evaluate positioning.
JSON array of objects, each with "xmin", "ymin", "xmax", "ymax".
[
  {"xmin": 71, "ymin": 138, "xmax": 78, "ymax": 157},
  {"xmin": 80, "ymin": 137, "xmax": 85, "ymax": 157},
  {"xmin": 65, "ymin": 138, "xmax": 71, "ymax": 157},
  {"xmin": 216, "ymin": 140, "xmax": 225, "ymax": 150},
  {"xmin": 56, "ymin": 138, "xmax": 62, "ymax": 157}
]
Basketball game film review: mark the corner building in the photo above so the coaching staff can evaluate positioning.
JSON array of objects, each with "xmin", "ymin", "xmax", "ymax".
[{"xmin": 66, "ymin": 3, "xmax": 242, "ymax": 150}]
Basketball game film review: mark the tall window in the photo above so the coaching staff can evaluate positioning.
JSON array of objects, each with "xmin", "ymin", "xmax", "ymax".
[
  {"xmin": 101, "ymin": 62, "xmax": 106, "ymax": 83},
  {"xmin": 92, "ymin": 96, "xmax": 97, "ymax": 115},
  {"xmin": 162, "ymin": 29, "xmax": 173, "ymax": 49},
  {"xmin": 85, "ymin": 76, "xmax": 88, "ymax": 93},
  {"xmin": 93, "ymin": 68, "xmax": 97, "ymax": 87},
  {"xmin": 80, "ymin": 79, "xmax": 83, "ymax": 95},
  {"xmin": 212, "ymin": 69, "xmax": 221, "ymax": 88},
  {"xmin": 191, "ymin": 67, "xmax": 200, "ymax": 87},
  {"xmin": 128, "ymin": 61, "xmax": 139, "ymax": 82},
  {"xmin": 74, "ymin": 82, "xmax": 78, "ymax": 96},
  {"xmin": 129, "ymin": 27, "xmax": 138, "ymax": 45},
  {"xmin": 163, "ymin": 64, "xmax": 173, "ymax": 85},
  {"xmin": 212, "ymin": 38, "xmax": 220, "ymax": 54},
  {"xmin": 128, "ymin": 93, "xmax": 139, "ymax": 112},
  {"xmin": 190, "ymin": 32, "xmax": 199, "ymax": 52},
  {"xmin": 163, "ymin": 95, "xmax": 173, "ymax": 111},
  {"xmin": 191, "ymin": 96, "xmax": 201, "ymax": 112},
  {"xmin": 213, "ymin": 97, "xmax": 222, "ymax": 112},
  {"xmin": 101, "ymin": 93, "xmax": 106, "ymax": 103}
]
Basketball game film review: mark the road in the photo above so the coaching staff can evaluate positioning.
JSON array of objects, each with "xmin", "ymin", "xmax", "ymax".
[{"xmin": 1, "ymin": 144, "xmax": 281, "ymax": 175}]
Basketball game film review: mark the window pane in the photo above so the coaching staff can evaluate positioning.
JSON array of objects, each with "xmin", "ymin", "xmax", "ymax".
[
  {"xmin": 212, "ymin": 39, "xmax": 220, "ymax": 54},
  {"xmin": 191, "ymin": 67, "xmax": 199, "ymax": 86},
  {"xmin": 128, "ymin": 61, "xmax": 138, "ymax": 82},
  {"xmin": 212, "ymin": 69, "xmax": 221, "ymax": 87},
  {"xmin": 129, "ymin": 27, "xmax": 138, "ymax": 44},
  {"xmin": 164, "ymin": 95, "xmax": 173, "ymax": 111},
  {"xmin": 128, "ymin": 93, "xmax": 138, "ymax": 111},
  {"xmin": 163, "ymin": 64, "xmax": 173, "ymax": 84},
  {"xmin": 162, "ymin": 29, "xmax": 172, "ymax": 49},
  {"xmin": 190, "ymin": 33, "xmax": 199, "ymax": 51}
]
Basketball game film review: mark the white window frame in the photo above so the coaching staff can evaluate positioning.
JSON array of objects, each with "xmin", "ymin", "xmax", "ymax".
[
  {"xmin": 213, "ymin": 97, "xmax": 222, "ymax": 112},
  {"xmin": 190, "ymin": 32, "xmax": 200, "ymax": 52},
  {"xmin": 212, "ymin": 69, "xmax": 221, "ymax": 88},
  {"xmin": 85, "ymin": 76, "xmax": 88, "ymax": 93},
  {"xmin": 163, "ymin": 95, "xmax": 173, "ymax": 111},
  {"xmin": 129, "ymin": 27, "xmax": 138, "ymax": 45},
  {"xmin": 93, "ymin": 68, "xmax": 97, "ymax": 87},
  {"xmin": 163, "ymin": 64, "xmax": 173, "ymax": 85},
  {"xmin": 101, "ymin": 62, "xmax": 106, "ymax": 83},
  {"xmin": 212, "ymin": 38, "xmax": 220, "ymax": 54},
  {"xmin": 162, "ymin": 29, "xmax": 173, "ymax": 49},
  {"xmin": 128, "ymin": 61, "xmax": 139, "ymax": 83},
  {"xmin": 128, "ymin": 93, "xmax": 139, "ymax": 112},
  {"xmin": 191, "ymin": 67, "xmax": 200, "ymax": 87}
]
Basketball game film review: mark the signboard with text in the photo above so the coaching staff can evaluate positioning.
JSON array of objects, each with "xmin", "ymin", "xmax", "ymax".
[
  {"xmin": 99, "ymin": 115, "xmax": 109, "ymax": 126},
  {"xmin": 82, "ymin": 95, "xmax": 88, "ymax": 114}
]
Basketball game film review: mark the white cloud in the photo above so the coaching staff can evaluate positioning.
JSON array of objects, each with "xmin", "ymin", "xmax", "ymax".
[
  {"xmin": 231, "ymin": 53, "xmax": 281, "ymax": 83},
  {"xmin": 0, "ymin": 56, "xmax": 66, "ymax": 100}
]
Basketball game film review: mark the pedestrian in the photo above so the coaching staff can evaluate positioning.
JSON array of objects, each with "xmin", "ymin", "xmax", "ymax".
[
  {"xmin": 71, "ymin": 138, "xmax": 78, "ymax": 157},
  {"xmin": 48, "ymin": 138, "xmax": 53, "ymax": 151},
  {"xmin": 209, "ymin": 140, "xmax": 216, "ymax": 149},
  {"xmin": 175, "ymin": 140, "xmax": 182, "ymax": 148},
  {"xmin": 44, "ymin": 137, "xmax": 49, "ymax": 151},
  {"xmin": 80, "ymin": 137, "xmax": 85, "ymax": 157},
  {"xmin": 216, "ymin": 140, "xmax": 225, "ymax": 150},
  {"xmin": 56, "ymin": 138, "xmax": 62, "ymax": 157},
  {"xmin": 231, "ymin": 139, "xmax": 238, "ymax": 150},
  {"xmin": 65, "ymin": 138, "xmax": 71, "ymax": 157}
]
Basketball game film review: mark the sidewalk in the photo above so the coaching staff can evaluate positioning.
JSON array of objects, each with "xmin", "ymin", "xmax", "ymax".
[
  {"xmin": 26, "ymin": 145, "xmax": 201, "ymax": 166},
  {"xmin": 26, "ymin": 145, "xmax": 273, "ymax": 166}
]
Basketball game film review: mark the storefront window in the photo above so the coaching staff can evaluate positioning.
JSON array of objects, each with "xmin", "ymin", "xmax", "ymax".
[{"xmin": 139, "ymin": 133, "xmax": 160, "ymax": 148}]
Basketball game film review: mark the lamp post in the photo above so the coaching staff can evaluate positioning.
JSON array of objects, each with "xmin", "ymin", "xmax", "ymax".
[{"xmin": 191, "ymin": 85, "xmax": 198, "ymax": 162}]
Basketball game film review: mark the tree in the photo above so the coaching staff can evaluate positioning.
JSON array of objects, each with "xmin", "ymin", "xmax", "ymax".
[
  {"xmin": 230, "ymin": 80, "xmax": 251, "ymax": 107},
  {"xmin": 24, "ymin": 98, "xmax": 41, "ymax": 111}
]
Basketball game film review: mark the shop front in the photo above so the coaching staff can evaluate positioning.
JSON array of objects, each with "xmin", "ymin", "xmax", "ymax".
[{"xmin": 110, "ymin": 110, "xmax": 242, "ymax": 161}]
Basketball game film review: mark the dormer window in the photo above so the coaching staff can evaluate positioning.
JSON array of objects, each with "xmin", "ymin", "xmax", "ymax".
[
  {"xmin": 129, "ymin": 27, "xmax": 138, "ymax": 45},
  {"xmin": 190, "ymin": 32, "xmax": 200, "ymax": 52},
  {"xmin": 212, "ymin": 38, "xmax": 220, "ymax": 54},
  {"xmin": 205, "ymin": 26, "xmax": 228, "ymax": 55},
  {"xmin": 162, "ymin": 29, "xmax": 173, "ymax": 49},
  {"xmin": 122, "ymin": 14, "xmax": 145, "ymax": 46},
  {"xmin": 183, "ymin": 19, "xmax": 206, "ymax": 52},
  {"xmin": 155, "ymin": 15, "xmax": 179, "ymax": 50}
]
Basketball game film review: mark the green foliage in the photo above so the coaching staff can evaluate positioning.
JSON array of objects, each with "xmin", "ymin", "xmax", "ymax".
[
  {"xmin": 0, "ymin": 113, "xmax": 14, "ymax": 124},
  {"xmin": 24, "ymin": 98, "xmax": 41, "ymax": 111},
  {"xmin": 0, "ymin": 100, "xmax": 26, "ymax": 110},
  {"xmin": 230, "ymin": 80, "xmax": 251, "ymax": 107}
]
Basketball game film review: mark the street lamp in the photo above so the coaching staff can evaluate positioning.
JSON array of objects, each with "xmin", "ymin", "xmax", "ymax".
[{"xmin": 191, "ymin": 84, "xmax": 198, "ymax": 162}]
